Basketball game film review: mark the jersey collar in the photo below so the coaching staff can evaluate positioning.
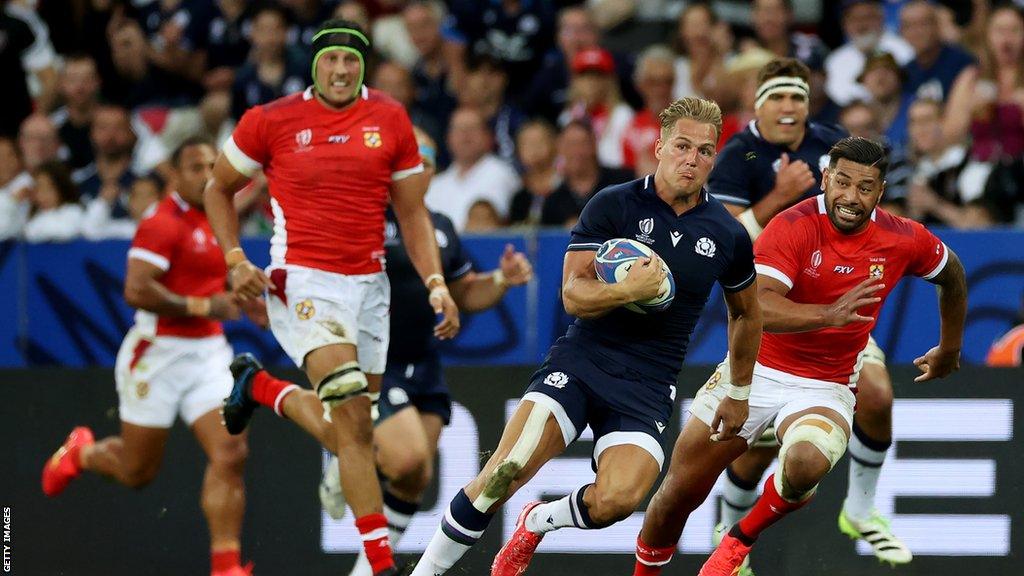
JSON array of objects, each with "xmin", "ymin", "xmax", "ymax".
[
  {"xmin": 644, "ymin": 174, "xmax": 709, "ymax": 216},
  {"xmin": 304, "ymin": 85, "xmax": 369, "ymax": 101},
  {"xmin": 170, "ymin": 192, "xmax": 191, "ymax": 213}
]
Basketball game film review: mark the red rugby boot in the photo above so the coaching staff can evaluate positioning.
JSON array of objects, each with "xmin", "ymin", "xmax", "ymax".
[
  {"xmin": 491, "ymin": 501, "xmax": 544, "ymax": 576},
  {"xmin": 42, "ymin": 426, "xmax": 94, "ymax": 497}
]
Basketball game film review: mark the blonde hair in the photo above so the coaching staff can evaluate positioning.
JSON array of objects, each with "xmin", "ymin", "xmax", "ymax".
[{"xmin": 658, "ymin": 96, "xmax": 722, "ymax": 140}]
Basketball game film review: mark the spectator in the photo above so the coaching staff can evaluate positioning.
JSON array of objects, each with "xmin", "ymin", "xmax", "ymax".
[
  {"xmin": 671, "ymin": 2, "xmax": 733, "ymax": 109},
  {"xmin": 107, "ymin": 18, "xmax": 201, "ymax": 108},
  {"xmin": 18, "ymin": 114, "xmax": 61, "ymax": 172},
  {"xmin": 508, "ymin": 120, "xmax": 561, "ymax": 226},
  {"xmin": 719, "ymin": 48, "xmax": 775, "ymax": 146},
  {"xmin": 83, "ymin": 169, "xmax": 167, "ymax": 240},
  {"xmin": 0, "ymin": 136, "xmax": 31, "ymax": 240},
  {"xmin": 75, "ymin": 105, "xmax": 139, "ymax": 225},
  {"xmin": 357, "ymin": 1, "xmax": 418, "ymax": 69},
  {"xmin": 750, "ymin": 0, "xmax": 829, "ymax": 71},
  {"xmin": 857, "ymin": 52, "xmax": 913, "ymax": 151},
  {"xmin": 838, "ymin": 100, "xmax": 880, "ymax": 140},
  {"xmin": 945, "ymin": 4, "xmax": 1024, "ymax": 164},
  {"xmin": 825, "ymin": 0, "xmax": 914, "ymax": 107},
  {"xmin": 837, "ymin": 100, "xmax": 912, "ymax": 210},
  {"xmin": 622, "ymin": 45, "xmax": 675, "ymax": 178},
  {"xmin": 23, "ymin": 160, "xmax": 83, "ymax": 243},
  {"xmin": 203, "ymin": 0, "xmax": 254, "ymax": 92},
  {"xmin": 458, "ymin": 53, "xmax": 525, "ymax": 163},
  {"xmin": 403, "ymin": 1, "xmax": 458, "ymax": 147},
  {"xmin": 132, "ymin": 0, "xmax": 210, "ymax": 88},
  {"xmin": 282, "ymin": 0, "xmax": 336, "ymax": 57},
  {"xmin": 445, "ymin": 0, "xmax": 556, "ymax": 103},
  {"xmin": 50, "ymin": 54, "xmax": 102, "ymax": 171},
  {"xmin": 560, "ymin": 47, "xmax": 634, "ymax": 169},
  {"xmin": 900, "ymin": 0, "xmax": 977, "ymax": 103},
  {"xmin": 540, "ymin": 120, "xmax": 633, "ymax": 227},
  {"xmin": 903, "ymin": 98, "xmax": 991, "ymax": 228},
  {"xmin": 426, "ymin": 107, "xmax": 520, "ymax": 231},
  {"xmin": 0, "ymin": 7, "xmax": 39, "ymax": 136},
  {"xmin": 372, "ymin": 60, "xmax": 448, "ymax": 167},
  {"xmin": 231, "ymin": 4, "xmax": 306, "ymax": 119}
]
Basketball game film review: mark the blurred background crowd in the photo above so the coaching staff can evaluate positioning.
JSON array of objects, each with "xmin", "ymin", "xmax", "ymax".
[{"xmin": 2, "ymin": 0, "xmax": 1023, "ymax": 242}]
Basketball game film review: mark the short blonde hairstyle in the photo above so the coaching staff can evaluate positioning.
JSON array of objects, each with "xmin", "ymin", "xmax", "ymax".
[{"xmin": 658, "ymin": 97, "xmax": 722, "ymax": 141}]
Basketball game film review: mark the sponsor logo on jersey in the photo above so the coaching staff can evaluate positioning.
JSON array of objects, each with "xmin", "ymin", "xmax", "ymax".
[
  {"xmin": 362, "ymin": 127, "xmax": 383, "ymax": 148},
  {"xmin": 635, "ymin": 218, "xmax": 655, "ymax": 244},
  {"xmin": 328, "ymin": 134, "xmax": 350, "ymax": 144},
  {"xmin": 744, "ymin": 151, "xmax": 757, "ymax": 161},
  {"xmin": 295, "ymin": 129, "xmax": 313, "ymax": 150},
  {"xmin": 295, "ymin": 299, "xmax": 315, "ymax": 320},
  {"xmin": 544, "ymin": 372, "xmax": 568, "ymax": 389},
  {"xmin": 670, "ymin": 230, "xmax": 683, "ymax": 247},
  {"xmin": 870, "ymin": 264, "xmax": 884, "ymax": 279},
  {"xmin": 695, "ymin": 237, "xmax": 716, "ymax": 258},
  {"xmin": 833, "ymin": 265, "xmax": 854, "ymax": 274},
  {"xmin": 655, "ymin": 421, "xmax": 666, "ymax": 433}
]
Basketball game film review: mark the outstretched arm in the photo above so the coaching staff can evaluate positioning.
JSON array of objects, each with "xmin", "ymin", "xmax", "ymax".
[
  {"xmin": 448, "ymin": 244, "xmax": 533, "ymax": 313},
  {"xmin": 758, "ymin": 276, "xmax": 883, "ymax": 333},
  {"xmin": 914, "ymin": 248, "xmax": 967, "ymax": 382}
]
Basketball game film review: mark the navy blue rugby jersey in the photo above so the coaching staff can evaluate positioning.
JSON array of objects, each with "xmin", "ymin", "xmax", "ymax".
[
  {"xmin": 564, "ymin": 176, "xmax": 755, "ymax": 384},
  {"xmin": 384, "ymin": 209, "xmax": 474, "ymax": 363},
  {"xmin": 707, "ymin": 120, "xmax": 847, "ymax": 209}
]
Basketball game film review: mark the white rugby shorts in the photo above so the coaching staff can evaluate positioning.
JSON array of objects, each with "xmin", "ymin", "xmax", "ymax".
[
  {"xmin": 115, "ymin": 328, "xmax": 234, "ymax": 428},
  {"xmin": 689, "ymin": 358, "xmax": 856, "ymax": 445},
  {"xmin": 266, "ymin": 264, "xmax": 390, "ymax": 372}
]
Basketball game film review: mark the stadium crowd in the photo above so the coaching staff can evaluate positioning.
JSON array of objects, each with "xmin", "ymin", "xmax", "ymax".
[{"xmin": 2, "ymin": 0, "xmax": 1023, "ymax": 242}]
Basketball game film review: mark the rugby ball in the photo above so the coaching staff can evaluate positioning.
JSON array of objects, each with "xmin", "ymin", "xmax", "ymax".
[{"xmin": 594, "ymin": 238, "xmax": 675, "ymax": 313}]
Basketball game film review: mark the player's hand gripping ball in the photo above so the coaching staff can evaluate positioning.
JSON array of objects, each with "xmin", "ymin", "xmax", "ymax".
[{"xmin": 595, "ymin": 238, "xmax": 675, "ymax": 313}]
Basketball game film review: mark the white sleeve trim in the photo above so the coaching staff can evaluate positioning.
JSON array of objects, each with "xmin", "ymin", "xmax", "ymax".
[
  {"xmin": 128, "ymin": 247, "xmax": 170, "ymax": 271},
  {"xmin": 391, "ymin": 163, "xmax": 425, "ymax": 181},
  {"xmin": 755, "ymin": 263, "xmax": 793, "ymax": 289},
  {"xmin": 450, "ymin": 261, "xmax": 473, "ymax": 280},
  {"xmin": 710, "ymin": 193, "xmax": 751, "ymax": 207},
  {"xmin": 222, "ymin": 136, "xmax": 262, "ymax": 177},
  {"xmin": 922, "ymin": 242, "xmax": 949, "ymax": 280},
  {"xmin": 566, "ymin": 242, "xmax": 603, "ymax": 251},
  {"xmin": 722, "ymin": 269, "xmax": 756, "ymax": 291}
]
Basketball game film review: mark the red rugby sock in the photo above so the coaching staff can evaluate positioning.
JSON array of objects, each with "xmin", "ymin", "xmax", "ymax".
[
  {"xmin": 356, "ymin": 513, "xmax": 395, "ymax": 573},
  {"xmin": 251, "ymin": 371, "xmax": 298, "ymax": 416},
  {"xmin": 735, "ymin": 474, "xmax": 811, "ymax": 541}
]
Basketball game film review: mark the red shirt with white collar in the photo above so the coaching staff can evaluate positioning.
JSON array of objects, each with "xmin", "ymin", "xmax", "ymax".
[
  {"xmin": 754, "ymin": 195, "xmax": 947, "ymax": 386},
  {"xmin": 223, "ymin": 86, "xmax": 423, "ymax": 275},
  {"xmin": 128, "ymin": 193, "xmax": 227, "ymax": 338}
]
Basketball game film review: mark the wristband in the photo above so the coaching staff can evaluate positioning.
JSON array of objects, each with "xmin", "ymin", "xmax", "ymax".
[
  {"xmin": 492, "ymin": 269, "xmax": 506, "ymax": 287},
  {"xmin": 425, "ymin": 273, "xmax": 445, "ymax": 289},
  {"xmin": 225, "ymin": 247, "xmax": 248, "ymax": 269},
  {"xmin": 429, "ymin": 285, "xmax": 450, "ymax": 301},
  {"xmin": 186, "ymin": 296, "xmax": 212, "ymax": 317},
  {"xmin": 725, "ymin": 383, "xmax": 751, "ymax": 401}
]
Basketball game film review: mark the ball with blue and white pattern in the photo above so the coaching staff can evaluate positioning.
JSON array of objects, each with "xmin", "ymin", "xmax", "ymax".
[{"xmin": 594, "ymin": 238, "xmax": 675, "ymax": 313}]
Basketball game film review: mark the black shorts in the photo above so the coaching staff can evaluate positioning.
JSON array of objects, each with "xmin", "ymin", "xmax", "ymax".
[
  {"xmin": 378, "ymin": 355, "xmax": 452, "ymax": 425},
  {"xmin": 523, "ymin": 342, "xmax": 675, "ymax": 470}
]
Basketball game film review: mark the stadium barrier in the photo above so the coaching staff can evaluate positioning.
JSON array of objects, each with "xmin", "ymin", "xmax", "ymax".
[
  {"xmin": 5, "ymin": 366, "xmax": 1020, "ymax": 576},
  {"xmin": 1, "ymin": 227, "xmax": 1021, "ymax": 368}
]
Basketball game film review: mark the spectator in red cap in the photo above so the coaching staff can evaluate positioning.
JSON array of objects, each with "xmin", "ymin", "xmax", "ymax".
[{"xmin": 559, "ymin": 46, "xmax": 634, "ymax": 169}]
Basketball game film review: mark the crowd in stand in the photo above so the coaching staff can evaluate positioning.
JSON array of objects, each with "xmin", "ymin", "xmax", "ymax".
[{"xmin": 2, "ymin": 0, "xmax": 1024, "ymax": 243}]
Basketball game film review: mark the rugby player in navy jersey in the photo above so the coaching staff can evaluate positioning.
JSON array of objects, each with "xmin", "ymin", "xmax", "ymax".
[
  {"xmin": 706, "ymin": 57, "xmax": 912, "ymax": 568},
  {"xmin": 319, "ymin": 128, "xmax": 534, "ymax": 576},
  {"xmin": 409, "ymin": 97, "xmax": 763, "ymax": 576}
]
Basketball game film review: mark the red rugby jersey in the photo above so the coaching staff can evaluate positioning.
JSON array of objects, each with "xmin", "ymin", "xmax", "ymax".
[
  {"xmin": 754, "ymin": 195, "xmax": 947, "ymax": 386},
  {"xmin": 128, "ymin": 194, "xmax": 227, "ymax": 338},
  {"xmin": 223, "ymin": 86, "xmax": 423, "ymax": 274}
]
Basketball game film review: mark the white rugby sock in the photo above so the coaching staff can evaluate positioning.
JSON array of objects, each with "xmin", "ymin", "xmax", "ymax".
[
  {"xmin": 844, "ymin": 422, "xmax": 890, "ymax": 521},
  {"xmin": 410, "ymin": 525, "xmax": 473, "ymax": 576},
  {"xmin": 524, "ymin": 485, "xmax": 590, "ymax": 534},
  {"xmin": 720, "ymin": 467, "xmax": 759, "ymax": 530}
]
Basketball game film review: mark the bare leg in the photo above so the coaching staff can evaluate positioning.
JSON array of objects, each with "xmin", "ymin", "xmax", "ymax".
[
  {"xmin": 80, "ymin": 422, "xmax": 169, "ymax": 488},
  {"xmin": 192, "ymin": 409, "xmax": 248, "ymax": 552}
]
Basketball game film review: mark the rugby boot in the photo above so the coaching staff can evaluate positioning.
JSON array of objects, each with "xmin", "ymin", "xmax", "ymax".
[
  {"xmin": 698, "ymin": 532, "xmax": 752, "ymax": 576},
  {"xmin": 42, "ymin": 426, "xmax": 94, "ymax": 497},
  {"xmin": 491, "ymin": 501, "xmax": 545, "ymax": 576},
  {"xmin": 712, "ymin": 523, "xmax": 754, "ymax": 576},
  {"xmin": 223, "ymin": 353, "xmax": 263, "ymax": 434},
  {"xmin": 838, "ymin": 508, "xmax": 912, "ymax": 566}
]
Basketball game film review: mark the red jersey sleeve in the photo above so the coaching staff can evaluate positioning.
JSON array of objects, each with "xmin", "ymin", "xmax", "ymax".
[
  {"xmin": 223, "ymin": 105, "xmax": 268, "ymax": 177},
  {"xmin": 905, "ymin": 220, "xmax": 948, "ymax": 279},
  {"xmin": 128, "ymin": 214, "xmax": 180, "ymax": 272},
  {"xmin": 389, "ymin": 106, "xmax": 424, "ymax": 181},
  {"xmin": 753, "ymin": 216, "xmax": 812, "ymax": 289}
]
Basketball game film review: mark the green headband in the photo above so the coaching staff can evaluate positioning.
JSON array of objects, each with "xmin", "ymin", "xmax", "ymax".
[{"xmin": 311, "ymin": 28, "xmax": 370, "ymax": 100}]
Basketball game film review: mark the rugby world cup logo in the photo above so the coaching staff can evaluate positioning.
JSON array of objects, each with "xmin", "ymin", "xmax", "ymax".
[
  {"xmin": 639, "ymin": 218, "xmax": 654, "ymax": 235},
  {"xmin": 295, "ymin": 129, "xmax": 312, "ymax": 148}
]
